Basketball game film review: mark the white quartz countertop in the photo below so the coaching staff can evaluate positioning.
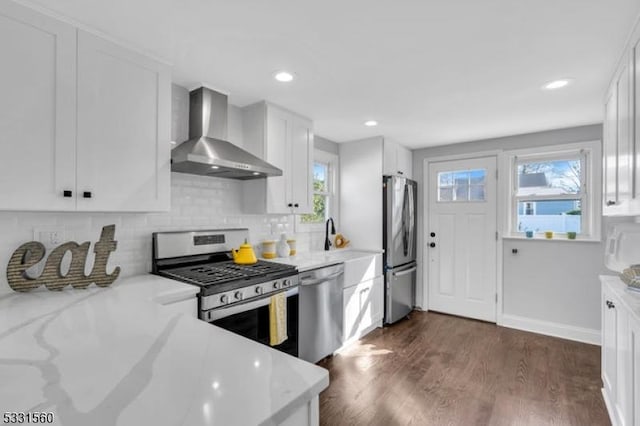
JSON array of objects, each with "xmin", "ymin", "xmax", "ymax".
[
  {"xmin": 0, "ymin": 275, "xmax": 329, "ymax": 426},
  {"xmin": 267, "ymin": 248, "xmax": 383, "ymax": 272},
  {"xmin": 601, "ymin": 274, "xmax": 640, "ymax": 324}
]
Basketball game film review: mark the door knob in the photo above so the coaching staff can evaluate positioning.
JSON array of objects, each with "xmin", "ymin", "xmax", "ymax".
[{"xmin": 429, "ymin": 242, "xmax": 436, "ymax": 248}]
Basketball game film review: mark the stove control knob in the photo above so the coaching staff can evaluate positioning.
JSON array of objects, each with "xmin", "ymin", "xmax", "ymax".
[
  {"xmin": 220, "ymin": 294, "xmax": 229, "ymax": 304},
  {"xmin": 255, "ymin": 287, "xmax": 263, "ymax": 295},
  {"xmin": 283, "ymin": 279, "xmax": 291, "ymax": 287},
  {"xmin": 234, "ymin": 291, "xmax": 244, "ymax": 301},
  {"xmin": 273, "ymin": 281, "xmax": 280, "ymax": 289}
]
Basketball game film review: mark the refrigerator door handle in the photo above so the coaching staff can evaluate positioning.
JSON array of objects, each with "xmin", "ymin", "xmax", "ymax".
[
  {"xmin": 392, "ymin": 266, "xmax": 417, "ymax": 277},
  {"xmin": 402, "ymin": 184, "xmax": 409, "ymax": 256},
  {"xmin": 408, "ymin": 183, "xmax": 416, "ymax": 259}
]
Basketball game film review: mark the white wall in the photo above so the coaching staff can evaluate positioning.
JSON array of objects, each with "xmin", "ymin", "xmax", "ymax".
[
  {"xmin": 0, "ymin": 173, "xmax": 338, "ymax": 295},
  {"xmin": 412, "ymin": 124, "xmax": 629, "ymax": 342},
  {"xmin": 0, "ymin": 85, "xmax": 340, "ymax": 295},
  {"xmin": 339, "ymin": 137, "xmax": 384, "ymax": 251}
]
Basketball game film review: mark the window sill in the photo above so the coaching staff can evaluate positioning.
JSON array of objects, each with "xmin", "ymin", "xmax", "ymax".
[{"xmin": 502, "ymin": 235, "xmax": 602, "ymax": 243}]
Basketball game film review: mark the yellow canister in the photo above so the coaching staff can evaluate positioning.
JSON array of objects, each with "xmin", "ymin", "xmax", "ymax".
[
  {"xmin": 262, "ymin": 240, "xmax": 276, "ymax": 259},
  {"xmin": 287, "ymin": 239, "xmax": 297, "ymax": 256}
]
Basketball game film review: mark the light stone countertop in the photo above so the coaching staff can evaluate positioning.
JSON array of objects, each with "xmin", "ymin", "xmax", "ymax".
[
  {"xmin": 0, "ymin": 274, "xmax": 329, "ymax": 426},
  {"xmin": 267, "ymin": 248, "xmax": 384, "ymax": 272}
]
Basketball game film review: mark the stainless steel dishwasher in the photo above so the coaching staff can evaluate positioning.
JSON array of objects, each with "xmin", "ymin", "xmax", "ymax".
[{"xmin": 298, "ymin": 263, "xmax": 344, "ymax": 363}]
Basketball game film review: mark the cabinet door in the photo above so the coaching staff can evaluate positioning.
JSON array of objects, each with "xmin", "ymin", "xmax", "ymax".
[
  {"xmin": 290, "ymin": 115, "xmax": 313, "ymax": 213},
  {"xmin": 615, "ymin": 302, "xmax": 631, "ymax": 426},
  {"xmin": 602, "ymin": 287, "xmax": 618, "ymax": 410},
  {"xmin": 0, "ymin": 2, "xmax": 76, "ymax": 210},
  {"xmin": 370, "ymin": 276, "xmax": 384, "ymax": 323},
  {"xmin": 617, "ymin": 60, "xmax": 633, "ymax": 203},
  {"xmin": 630, "ymin": 317, "xmax": 640, "ymax": 426},
  {"xmin": 604, "ymin": 86, "xmax": 618, "ymax": 210},
  {"xmin": 76, "ymin": 31, "xmax": 170, "ymax": 212},
  {"xmin": 265, "ymin": 105, "xmax": 290, "ymax": 213},
  {"xmin": 343, "ymin": 284, "xmax": 360, "ymax": 343},
  {"xmin": 634, "ymin": 39, "xmax": 640, "ymax": 201}
]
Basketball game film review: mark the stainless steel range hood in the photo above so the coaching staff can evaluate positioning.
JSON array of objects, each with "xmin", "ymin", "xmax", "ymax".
[{"xmin": 171, "ymin": 87, "xmax": 282, "ymax": 179}]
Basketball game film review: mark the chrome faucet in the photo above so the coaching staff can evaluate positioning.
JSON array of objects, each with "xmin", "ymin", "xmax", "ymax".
[{"xmin": 324, "ymin": 217, "xmax": 336, "ymax": 251}]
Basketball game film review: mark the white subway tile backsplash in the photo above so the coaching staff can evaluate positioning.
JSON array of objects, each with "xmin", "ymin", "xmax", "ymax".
[{"xmin": 0, "ymin": 173, "xmax": 329, "ymax": 294}]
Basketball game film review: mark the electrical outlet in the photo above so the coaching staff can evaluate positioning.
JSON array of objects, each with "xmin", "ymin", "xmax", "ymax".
[{"xmin": 33, "ymin": 228, "xmax": 66, "ymax": 249}]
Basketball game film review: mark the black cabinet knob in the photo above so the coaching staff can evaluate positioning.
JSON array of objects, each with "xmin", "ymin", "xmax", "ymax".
[
  {"xmin": 429, "ymin": 242, "xmax": 436, "ymax": 248},
  {"xmin": 398, "ymin": 171, "xmax": 404, "ymax": 175},
  {"xmin": 512, "ymin": 248, "xmax": 518, "ymax": 254},
  {"xmin": 606, "ymin": 200, "xmax": 616, "ymax": 206},
  {"xmin": 287, "ymin": 203, "xmax": 293, "ymax": 207},
  {"xmin": 83, "ymin": 191, "xmax": 92, "ymax": 199},
  {"xmin": 606, "ymin": 300, "xmax": 615, "ymax": 309},
  {"xmin": 63, "ymin": 190, "xmax": 73, "ymax": 198},
  {"xmin": 294, "ymin": 203, "xmax": 299, "ymax": 208},
  {"xmin": 430, "ymin": 232, "xmax": 436, "ymax": 237}
]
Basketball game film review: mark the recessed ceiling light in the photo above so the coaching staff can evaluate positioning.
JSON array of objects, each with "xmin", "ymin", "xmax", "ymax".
[
  {"xmin": 211, "ymin": 166, "xmax": 219, "ymax": 169},
  {"xmin": 364, "ymin": 120, "xmax": 378, "ymax": 127},
  {"xmin": 274, "ymin": 71, "xmax": 294, "ymax": 82},
  {"xmin": 543, "ymin": 79, "xmax": 572, "ymax": 90},
  {"xmin": 252, "ymin": 172, "xmax": 260, "ymax": 175}
]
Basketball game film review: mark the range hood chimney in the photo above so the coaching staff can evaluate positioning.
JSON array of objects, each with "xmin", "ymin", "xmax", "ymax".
[{"xmin": 171, "ymin": 87, "xmax": 282, "ymax": 179}]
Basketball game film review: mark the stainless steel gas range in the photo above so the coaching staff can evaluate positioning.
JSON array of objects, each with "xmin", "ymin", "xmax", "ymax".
[{"xmin": 152, "ymin": 229, "xmax": 299, "ymax": 357}]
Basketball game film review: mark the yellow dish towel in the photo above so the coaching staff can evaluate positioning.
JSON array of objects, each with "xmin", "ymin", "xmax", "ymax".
[{"xmin": 269, "ymin": 292, "xmax": 288, "ymax": 346}]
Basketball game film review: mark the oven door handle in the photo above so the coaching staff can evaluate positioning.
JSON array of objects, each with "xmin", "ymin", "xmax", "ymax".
[{"xmin": 206, "ymin": 287, "xmax": 298, "ymax": 322}]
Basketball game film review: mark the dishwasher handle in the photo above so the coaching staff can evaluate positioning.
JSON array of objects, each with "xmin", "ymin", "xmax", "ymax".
[{"xmin": 300, "ymin": 271, "xmax": 343, "ymax": 286}]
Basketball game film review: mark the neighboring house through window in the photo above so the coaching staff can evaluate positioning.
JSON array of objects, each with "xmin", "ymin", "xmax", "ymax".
[{"xmin": 504, "ymin": 141, "xmax": 601, "ymax": 239}]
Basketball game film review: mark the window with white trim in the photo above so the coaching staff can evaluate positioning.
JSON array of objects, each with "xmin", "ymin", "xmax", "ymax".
[
  {"xmin": 300, "ymin": 150, "xmax": 338, "ymax": 224},
  {"xmin": 505, "ymin": 141, "xmax": 600, "ymax": 239}
]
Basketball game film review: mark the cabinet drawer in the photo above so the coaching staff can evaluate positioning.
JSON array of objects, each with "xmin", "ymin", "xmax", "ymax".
[{"xmin": 343, "ymin": 254, "xmax": 382, "ymax": 288}]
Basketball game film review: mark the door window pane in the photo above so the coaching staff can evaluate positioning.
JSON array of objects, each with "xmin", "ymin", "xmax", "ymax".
[
  {"xmin": 437, "ymin": 168, "xmax": 486, "ymax": 202},
  {"xmin": 516, "ymin": 199, "xmax": 581, "ymax": 233},
  {"xmin": 517, "ymin": 159, "xmax": 581, "ymax": 196}
]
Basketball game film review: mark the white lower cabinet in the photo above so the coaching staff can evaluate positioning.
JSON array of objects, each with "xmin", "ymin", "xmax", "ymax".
[
  {"xmin": 601, "ymin": 277, "xmax": 640, "ymax": 426},
  {"xmin": 631, "ymin": 318, "xmax": 640, "ymax": 426},
  {"xmin": 343, "ymin": 277, "xmax": 383, "ymax": 343},
  {"xmin": 341, "ymin": 254, "xmax": 384, "ymax": 346}
]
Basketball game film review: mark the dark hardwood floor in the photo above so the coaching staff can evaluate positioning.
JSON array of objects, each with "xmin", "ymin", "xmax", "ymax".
[{"xmin": 318, "ymin": 311, "xmax": 609, "ymax": 426}]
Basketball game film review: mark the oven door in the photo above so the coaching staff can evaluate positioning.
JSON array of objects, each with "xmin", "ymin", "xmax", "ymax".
[{"xmin": 205, "ymin": 287, "xmax": 299, "ymax": 357}]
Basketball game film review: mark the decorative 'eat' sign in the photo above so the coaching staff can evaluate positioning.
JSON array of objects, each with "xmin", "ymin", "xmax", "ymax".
[{"xmin": 6, "ymin": 225, "xmax": 121, "ymax": 292}]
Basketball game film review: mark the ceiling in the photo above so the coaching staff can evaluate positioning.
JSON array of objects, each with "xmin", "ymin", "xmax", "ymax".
[{"xmin": 23, "ymin": 0, "xmax": 640, "ymax": 148}]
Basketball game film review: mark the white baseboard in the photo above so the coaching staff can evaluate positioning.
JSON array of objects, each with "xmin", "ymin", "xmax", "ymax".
[{"xmin": 500, "ymin": 314, "xmax": 601, "ymax": 346}]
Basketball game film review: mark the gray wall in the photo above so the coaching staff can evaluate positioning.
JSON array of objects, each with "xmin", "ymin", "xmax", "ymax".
[
  {"xmin": 315, "ymin": 135, "xmax": 339, "ymax": 154},
  {"xmin": 412, "ymin": 124, "xmax": 619, "ymax": 337}
]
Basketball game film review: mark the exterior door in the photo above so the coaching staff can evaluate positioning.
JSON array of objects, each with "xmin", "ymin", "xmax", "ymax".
[{"xmin": 427, "ymin": 156, "xmax": 497, "ymax": 322}]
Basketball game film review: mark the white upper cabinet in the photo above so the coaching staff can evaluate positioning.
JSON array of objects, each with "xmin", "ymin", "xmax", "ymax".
[
  {"xmin": 0, "ymin": 2, "xmax": 76, "ymax": 210},
  {"xmin": 0, "ymin": 2, "xmax": 170, "ymax": 212},
  {"xmin": 603, "ymin": 17, "xmax": 640, "ymax": 216},
  {"xmin": 383, "ymin": 138, "xmax": 413, "ymax": 179},
  {"xmin": 242, "ymin": 102, "xmax": 313, "ymax": 214},
  {"xmin": 76, "ymin": 31, "xmax": 171, "ymax": 212}
]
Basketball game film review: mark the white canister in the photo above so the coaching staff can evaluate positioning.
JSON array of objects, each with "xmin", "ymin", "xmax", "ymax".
[{"xmin": 276, "ymin": 234, "xmax": 290, "ymax": 257}]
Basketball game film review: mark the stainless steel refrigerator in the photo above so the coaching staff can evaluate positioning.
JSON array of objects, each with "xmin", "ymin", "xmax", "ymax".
[{"xmin": 383, "ymin": 175, "xmax": 417, "ymax": 324}]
